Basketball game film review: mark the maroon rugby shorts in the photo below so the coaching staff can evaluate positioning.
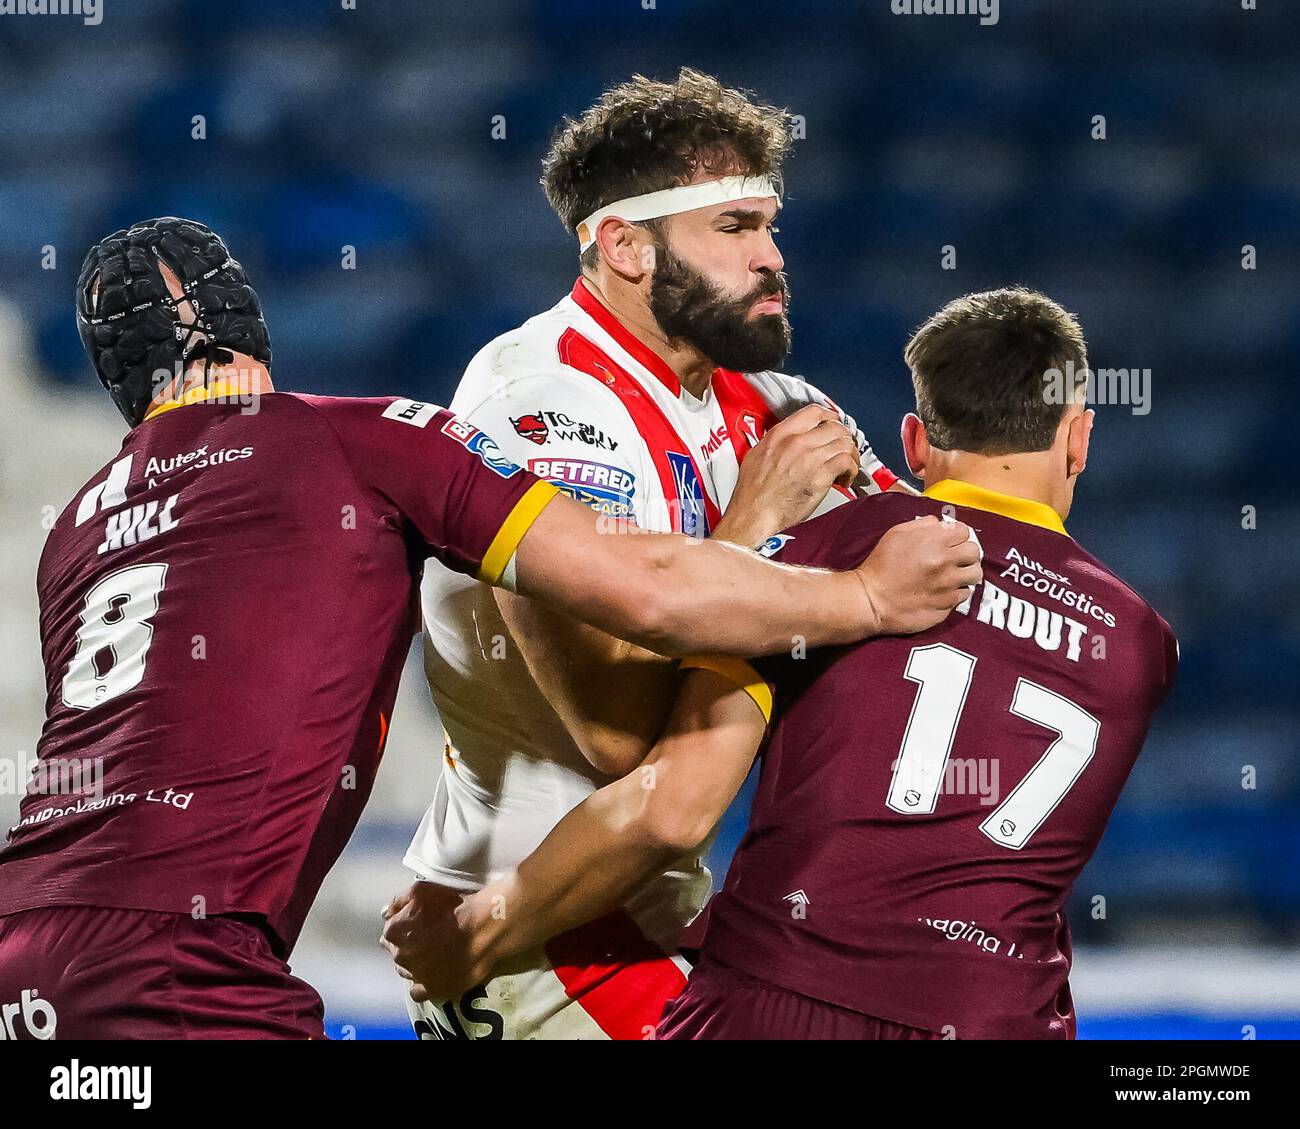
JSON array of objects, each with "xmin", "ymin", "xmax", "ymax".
[
  {"xmin": 0, "ymin": 905, "xmax": 325, "ymax": 1039},
  {"xmin": 656, "ymin": 956, "xmax": 942, "ymax": 1041}
]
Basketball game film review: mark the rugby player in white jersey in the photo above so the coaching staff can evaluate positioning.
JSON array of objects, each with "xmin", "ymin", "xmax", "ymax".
[{"xmin": 386, "ymin": 69, "xmax": 916, "ymax": 1040}]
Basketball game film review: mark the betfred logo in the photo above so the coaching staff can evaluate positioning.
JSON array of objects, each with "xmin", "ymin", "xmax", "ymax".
[
  {"xmin": 511, "ymin": 414, "xmax": 549, "ymax": 445},
  {"xmin": 528, "ymin": 458, "xmax": 634, "ymax": 496},
  {"xmin": 529, "ymin": 458, "xmax": 635, "ymax": 518},
  {"xmin": 0, "ymin": 989, "xmax": 57, "ymax": 1040}
]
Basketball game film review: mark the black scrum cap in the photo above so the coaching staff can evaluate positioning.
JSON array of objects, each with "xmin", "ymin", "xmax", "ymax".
[{"xmin": 76, "ymin": 217, "xmax": 271, "ymax": 427}]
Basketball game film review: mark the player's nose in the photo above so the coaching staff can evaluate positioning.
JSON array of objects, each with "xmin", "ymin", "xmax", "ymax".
[{"xmin": 752, "ymin": 237, "xmax": 784, "ymax": 275}]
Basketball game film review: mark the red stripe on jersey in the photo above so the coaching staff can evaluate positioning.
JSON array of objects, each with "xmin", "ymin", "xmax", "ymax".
[
  {"xmin": 545, "ymin": 910, "xmax": 689, "ymax": 1041},
  {"xmin": 570, "ymin": 278, "xmax": 682, "ymax": 395},
  {"xmin": 870, "ymin": 465, "xmax": 900, "ymax": 492},
  {"xmin": 711, "ymin": 367, "xmax": 779, "ymax": 465},
  {"xmin": 714, "ymin": 369, "xmax": 857, "ymax": 498},
  {"xmin": 556, "ymin": 327, "xmax": 722, "ymax": 533}
]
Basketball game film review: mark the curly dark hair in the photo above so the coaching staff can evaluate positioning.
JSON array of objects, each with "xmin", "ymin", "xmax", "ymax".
[{"xmin": 542, "ymin": 68, "xmax": 794, "ymax": 265}]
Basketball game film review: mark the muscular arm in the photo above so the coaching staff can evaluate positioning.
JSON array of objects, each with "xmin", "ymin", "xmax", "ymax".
[
  {"xmin": 499, "ymin": 404, "xmax": 861, "ymax": 775},
  {"xmin": 383, "ymin": 509, "xmax": 981, "ymax": 997},
  {"xmin": 511, "ymin": 493, "xmax": 879, "ymax": 657},
  {"xmin": 494, "ymin": 592, "xmax": 676, "ymax": 776},
  {"xmin": 383, "ymin": 668, "xmax": 766, "ymax": 1002},
  {"xmin": 493, "ymin": 499, "xmax": 777, "ymax": 777}
]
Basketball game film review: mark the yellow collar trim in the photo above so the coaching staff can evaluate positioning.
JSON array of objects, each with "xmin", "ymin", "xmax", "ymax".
[
  {"xmin": 924, "ymin": 479, "xmax": 1068, "ymax": 536},
  {"xmin": 142, "ymin": 380, "xmax": 248, "ymax": 423}
]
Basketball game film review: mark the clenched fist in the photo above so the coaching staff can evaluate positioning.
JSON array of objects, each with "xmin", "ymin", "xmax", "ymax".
[
  {"xmin": 713, "ymin": 404, "xmax": 861, "ymax": 548},
  {"xmin": 854, "ymin": 515, "xmax": 984, "ymax": 636},
  {"xmin": 380, "ymin": 881, "xmax": 483, "ymax": 1005}
]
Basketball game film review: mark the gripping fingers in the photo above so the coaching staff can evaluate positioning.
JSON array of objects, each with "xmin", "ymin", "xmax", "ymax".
[
  {"xmin": 810, "ymin": 420, "xmax": 856, "ymax": 449},
  {"xmin": 940, "ymin": 520, "xmax": 973, "ymax": 546},
  {"xmin": 784, "ymin": 404, "xmax": 843, "ymax": 433},
  {"xmin": 822, "ymin": 434, "xmax": 861, "ymax": 465}
]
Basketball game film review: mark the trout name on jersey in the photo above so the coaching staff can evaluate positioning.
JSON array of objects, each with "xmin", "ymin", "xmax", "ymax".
[{"xmin": 961, "ymin": 575, "xmax": 1094, "ymax": 663}]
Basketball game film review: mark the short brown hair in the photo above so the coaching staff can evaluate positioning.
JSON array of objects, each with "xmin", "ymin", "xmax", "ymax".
[
  {"xmin": 542, "ymin": 68, "xmax": 793, "ymax": 265},
  {"xmin": 905, "ymin": 287, "xmax": 1089, "ymax": 456}
]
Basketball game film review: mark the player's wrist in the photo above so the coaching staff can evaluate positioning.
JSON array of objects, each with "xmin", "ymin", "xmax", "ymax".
[
  {"xmin": 711, "ymin": 504, "xmax": 776, "ymax": 550},
  {"xmin": 459, "ymin": 874, "xmax": 521, "ymax": 975},
  {"xmin": 847, "ymin": 564, "xmax": 887, "ymax": 639}
]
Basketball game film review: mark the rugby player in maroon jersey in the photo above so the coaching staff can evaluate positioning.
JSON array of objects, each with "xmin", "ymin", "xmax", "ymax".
[
  {"xmin": 0, "ymin": 218, "xmax": 981, "ymax": 1039},
  {"xmin": 386, "ymin": 287, "xmax": 1177, "ymax": 1040}
]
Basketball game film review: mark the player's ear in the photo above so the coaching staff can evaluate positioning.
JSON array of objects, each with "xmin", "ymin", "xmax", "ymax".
[
  {"xmin": 596, "ymin": 218, "xmax": 654, "ymax": 283},
  {"xmin": 901, "ymin": 413, "xmax": 928, "ymax": 479},
  {"xmin": 1066, "ymin": 407, "xmax": 1094, "ymax": 479}
]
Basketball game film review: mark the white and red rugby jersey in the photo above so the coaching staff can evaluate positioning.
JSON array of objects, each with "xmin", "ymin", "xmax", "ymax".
[{"xmin": 406, "ymin": 279, "xmax": 897, "ymax": 986}]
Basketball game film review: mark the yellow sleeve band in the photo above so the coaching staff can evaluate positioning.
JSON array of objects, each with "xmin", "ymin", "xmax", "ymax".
[
  {"xmin": 477, "ymin": 480, "xmax": 560, "ymax": 585},
  {"xmin": 679, "ymin": 656, "xmax": 774, "ymax": 724}
]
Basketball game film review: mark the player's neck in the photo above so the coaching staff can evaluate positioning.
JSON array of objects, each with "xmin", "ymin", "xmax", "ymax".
[
  {"xmin": 924, "ymin": 450, "xmax": 1067, "ymax": 520},
  {"xmin": 579, "ymin": 274, "xmax": 716, "ymax": 399},
  {"xmin": 147, "ymin": 357, "xmax": 274, "ymax": 416}
]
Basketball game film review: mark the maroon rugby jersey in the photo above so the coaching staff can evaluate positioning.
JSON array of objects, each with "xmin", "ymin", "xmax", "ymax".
[
  {"xmin": 703, "ymin": 480, "xmax": 1178, "ymax": 1039},
  {"xmin": 0, "ymin": 392, "xmax": 556, "ymax": 952}
]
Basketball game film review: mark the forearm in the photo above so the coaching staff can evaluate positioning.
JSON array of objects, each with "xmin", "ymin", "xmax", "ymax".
[
  {"xmin": 495, "ymin": 588, "xmax": 677, "ymax": 775},
  {"xmin": 455, "ymin": 774, "xmax": 676, "ymax": 980},
  {"xmin": 711, "ymin": 502, "xmax": 780, "ymax": 550},
  {"xmin": 451, "ymin": 669, "xmax": 763, "ymax": 980},
  {"xmin": 514, "ymin": 497, "xmax": 877, "ymax": 657},
  {"xmin": 626, "ymin": 535, "xmax": 874, "ymax": 655}
]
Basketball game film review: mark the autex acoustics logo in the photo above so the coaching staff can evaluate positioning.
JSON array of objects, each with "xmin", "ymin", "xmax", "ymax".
[{"xmin": 0, "ymin": 0, "xmax": 103, "ymax": 26}]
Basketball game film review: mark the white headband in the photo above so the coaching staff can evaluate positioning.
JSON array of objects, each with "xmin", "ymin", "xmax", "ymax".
[{"xmin": 576, "ymin": 174, "xmax": 779, "ymax": 252}]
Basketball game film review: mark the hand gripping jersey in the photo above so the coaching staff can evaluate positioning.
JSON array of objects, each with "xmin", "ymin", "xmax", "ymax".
[
  {"xmin": 406, "ymin": 279, "xmax": 895, "ymax": 1039},
  {"xmin": 695, "ymin": 482, "xmax": 1179, "ymax": 1039},
  {"xmin": 0, "ymin": 391, "xmax": 556, "ymax": 955}
]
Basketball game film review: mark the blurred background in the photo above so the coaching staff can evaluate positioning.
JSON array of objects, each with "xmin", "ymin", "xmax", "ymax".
[{"xmin": 2, "ymin": 0, "xmax": 1298, "ymax": 1039}]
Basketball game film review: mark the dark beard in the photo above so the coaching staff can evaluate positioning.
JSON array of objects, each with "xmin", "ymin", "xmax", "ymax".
[{"xmin": 648, "ymin": 246, "xmax": 792, "ymax": 373}]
